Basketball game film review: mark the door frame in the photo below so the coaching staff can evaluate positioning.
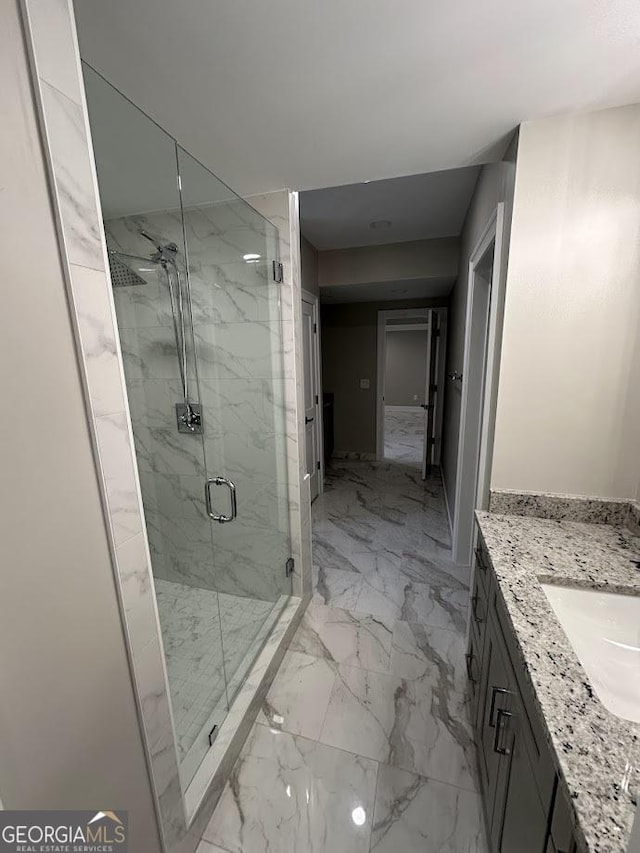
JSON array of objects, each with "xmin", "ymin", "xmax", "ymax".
[
  {"xmin": 376, "ymin": 307, "xmax": 447, "ymax": 462},
  {"xmin": 301, "ymin": 289, "xmax": 324, "ymax": 495},
  {"xmin": 451, "ymin": 202, "xmax": 506, "ymax": 565}
]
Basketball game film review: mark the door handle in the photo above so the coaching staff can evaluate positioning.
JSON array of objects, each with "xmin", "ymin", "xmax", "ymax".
[
  {"xmin": 305, "ymin": 416, "xmax": 314, "ymax": 424},
  {"xmin": 493, "ymin": 708, "xmax": 513, "ymax": 755},
  {"xmin": 471, "ymin": 591, "xmax": 483, "ymax": 625},
  {"xmin": 205, "ymin": 477, "xmax": 237, "ymax": 523}
]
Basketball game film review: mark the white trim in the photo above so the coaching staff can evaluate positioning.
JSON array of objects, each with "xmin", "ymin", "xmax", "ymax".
[
  {"xmin": 301, "ymin": 288, "xmax": 324, "ymax": 495},
  {"xmin": 385, "ymin": 323, "xmax": 429, "ymax": 332},
  {"xmin": 452, "ymin": 203, "xmax": 506, "ymax": 566},
  {"xmin": 376, "ymin": 307, "xmax": 447, "ymax": 462}
]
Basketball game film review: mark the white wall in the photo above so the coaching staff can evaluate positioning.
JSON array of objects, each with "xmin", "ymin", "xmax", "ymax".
[
  {"xmin": 318, "ymin": 237, "xmax": 458, "ymax": 288},
  {"xmin": 384, "ymin": 330, "xmax": 428, "ymax": 406},
  {"xmin": 441, "ymin": 159, "xmax": 516, "ymax": 514},
  {"xmin": 0, "ymin": 3, "xmax": 160, "ymax": 848},
  {"xmin": 492, "ymin": 105, "xmax": 640, "ymax": 499}
]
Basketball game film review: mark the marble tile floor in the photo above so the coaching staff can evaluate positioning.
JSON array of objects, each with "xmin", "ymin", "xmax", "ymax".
[
  {"xmin": 383, "ymin": 407, "xmax": 425, "ymax": 467},
  {"xmin": 200, "ymin": 459, "xmax": 485, "ymax": 853}
]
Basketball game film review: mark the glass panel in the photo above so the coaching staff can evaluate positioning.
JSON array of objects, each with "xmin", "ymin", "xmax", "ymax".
[
  {"xmin": 83, "ymin": 67, "xmax": 228, "ymax": 789},
  {"xmin": 177, "ymin": 146, "xmax": 293, "ymax": 707}
]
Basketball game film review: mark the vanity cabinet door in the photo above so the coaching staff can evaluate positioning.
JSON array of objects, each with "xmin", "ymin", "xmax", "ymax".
[
  {"xmin": 496, "ymin": 688, "xmax": 548, "ymax": 853},
  {"xmin": 477, "ymin": 613, "xmax": 512, "ymax": 840}
]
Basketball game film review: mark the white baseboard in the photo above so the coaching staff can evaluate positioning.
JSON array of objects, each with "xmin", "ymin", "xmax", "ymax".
[{"xmin": 385, "ymin": 404, "xmax": 423, "ymax": 412}]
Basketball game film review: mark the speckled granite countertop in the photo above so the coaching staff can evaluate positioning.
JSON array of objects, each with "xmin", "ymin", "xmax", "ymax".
[{"xmin": 475, "ymin": 511, "xmax": 640, "ymax": 853}]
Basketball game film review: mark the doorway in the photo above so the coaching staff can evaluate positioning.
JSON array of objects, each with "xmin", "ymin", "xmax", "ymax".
[
  {"xmin": 302, "ymin": 290, "xmax": 323, "ymax": 500},
  {"xmin": 452, "ymin": 203, "xmax": 506, "ymax": 565},
  {"xmin": 376, "ymin": 308, "xmax": 447, "ymax": 476}
]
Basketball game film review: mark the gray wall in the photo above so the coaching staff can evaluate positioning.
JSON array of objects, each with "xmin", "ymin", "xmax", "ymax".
[
  {"xmin": 318, "ymin": 237, "xmax": 458, "ymax": 288},
  {"xmin": 384, "ymin": 330, "xmax": 428, "ymax": 406},
  {"xmin": 441, "ymin": 156, "xmax": 516, "ymax": 518},
  {"xmin": 301, "ymin": 235, "xmax": 319, "ymax": 296},
  {"xmin": 0, "ymin": 4, "xmax": 161, "ymax": 849},
  {"xmin": 322, "ymin": 299, "xmax": 446, "ymax": 454}
]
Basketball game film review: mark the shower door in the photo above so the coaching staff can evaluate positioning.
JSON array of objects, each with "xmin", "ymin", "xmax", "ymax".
[
  {"xmin": 177, "ymin": 146, "xmax": 293, "ymax": 705},
  {"xmin": 84, "ymin": 65, "xmax": 292, "ymax": 794}
]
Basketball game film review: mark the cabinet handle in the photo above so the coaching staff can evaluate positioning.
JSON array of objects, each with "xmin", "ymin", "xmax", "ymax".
[
  {"xmin": 474, "ymin": 546, "xmax": 487, "ymax": 572},
  {"xmin": 465, "ymin": 652, "xmax": 476, "ymax": 684},
  {"xmin": 488, "ymin": 686, "xmax": 511, "ymax": 727},
  {"xmin": 472, "ymin": 591, "xmax": 483, "ymax": 625},
  {"xmin": 493, "ymin": 708, "xmax": 513, "ymax": 755}
]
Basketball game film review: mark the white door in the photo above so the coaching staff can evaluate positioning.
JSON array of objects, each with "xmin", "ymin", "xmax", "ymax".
[
  {"xmin": 421, "ymin": 310, "xmax": 439, "ymax": 479},
  {"xmin": 302, "ymin": 298, "xmax": 319, "ymax": 500}
]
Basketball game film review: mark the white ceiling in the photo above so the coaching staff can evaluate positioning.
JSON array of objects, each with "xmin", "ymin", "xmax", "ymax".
[
  {"xmin": 75, "ymin": 0, "xmax": 640, "ymax": 198},
  {"xmin": 300, "ymin": 167, "xmax": 480, "ymax": 249},
  {"xmin": 320, "ymin": 277, "xmax": 454, "ymax": 304}
]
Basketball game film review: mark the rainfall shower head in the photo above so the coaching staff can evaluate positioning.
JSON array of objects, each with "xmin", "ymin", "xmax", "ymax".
[{"xmin": 108, "ymin": 251, "xmax": 149, "ymax": 288}]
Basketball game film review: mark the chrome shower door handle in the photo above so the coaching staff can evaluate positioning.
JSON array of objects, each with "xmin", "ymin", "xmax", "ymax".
[{"xmin": 205, "ymin": 477, "xmax": 237, "ymax": 523}]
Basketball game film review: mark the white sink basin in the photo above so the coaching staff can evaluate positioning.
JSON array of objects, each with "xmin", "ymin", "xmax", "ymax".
[{"xmin": 541, "ymin": 584, "xmax": 640, "ymax": 723}]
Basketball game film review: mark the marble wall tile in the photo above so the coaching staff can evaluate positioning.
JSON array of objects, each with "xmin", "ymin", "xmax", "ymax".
[
  {"xmin": 39, "ymin": 80, "xmax": 104, "ymax": 270},
  {"xmin": 193, "ymin": 320, "xmax": 289, "ymax": 382},
  {"xmin": 25, "ymin": 0, "xmax": 83, "ymax": 104},
  {"xmin": 133, "ymin": 634, "xmax": 184, "ymax": 841},
  {"xmin": 116, "ymin": 531, "xmax": 158, "ymax": 652},
  {"xmin": 68, "ymin": 263, "xmax": 125, "ymax": 417},
  {"xmin": 247, "ymin": 191, "xmax": 312, "ymax": 602},
  {"xmin": 189, "ymin": 262, "xmax": 272, "ymax": 325},
  {"xmin": 94, "ymin": 411, "xmax": 143, "ymax": 546},
  {"xmin": 199, "ymin": 379, "xmax": 269, "ymax": 439}
]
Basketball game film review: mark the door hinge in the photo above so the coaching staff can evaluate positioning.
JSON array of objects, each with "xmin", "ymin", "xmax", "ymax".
[
  {"xmin": 208, "ymin": 724, "xmax": 219, "ymax": 746},
  {"xmin": 272, "ymin": 260, "xmax": 284, "ymax": 283},
  {"xmin": 429, "ymin": 383, "xmax": 438, "ymax": 393},
  {"xmin": 285, "ymin": 557, "xmax": 295, "ymax": 577},
  {"xmin": 433, "ymin": 328, "xmax": 440, "ymax": 338},
  {"xmin": 313, "ymin": 322, "xmax": 317, "ymax": 333},
  {"xmin": 317, "ymin": 460, "xmax": 321, "ymax": 470},
  {"xmin": 315, "ymin": 394, "xmax": 319, "ymax": 404}
]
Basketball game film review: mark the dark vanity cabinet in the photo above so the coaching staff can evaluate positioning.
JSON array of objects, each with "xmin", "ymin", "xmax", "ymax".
[{"xmin": 468, "ymin": 541, "xmax": 580, "ymax": 853}]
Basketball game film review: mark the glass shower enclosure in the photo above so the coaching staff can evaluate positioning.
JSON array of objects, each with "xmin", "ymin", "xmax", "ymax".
[{"xmin": 83, "ymin": 66, "xmax": 292, "ymax": 790}]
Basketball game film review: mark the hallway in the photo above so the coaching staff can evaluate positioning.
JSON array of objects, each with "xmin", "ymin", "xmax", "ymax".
[{"xmin": 200, "ymin": 459, "xmax": 485, "ymax": 853}]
